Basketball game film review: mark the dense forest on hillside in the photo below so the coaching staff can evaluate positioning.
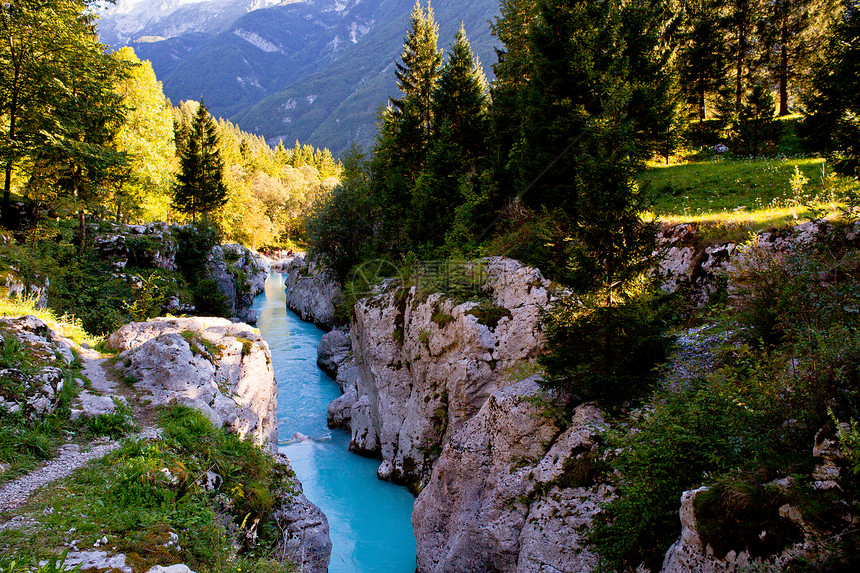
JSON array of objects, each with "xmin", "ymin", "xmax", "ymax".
[{"xmin": 0, "ymin": 1, "xmax": 339, "ymax": 249}]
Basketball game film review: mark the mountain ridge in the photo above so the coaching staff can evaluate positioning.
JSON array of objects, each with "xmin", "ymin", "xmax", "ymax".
[{"xmin": 99, "ymin": 0, "xmax": 500, "ymax": 155}]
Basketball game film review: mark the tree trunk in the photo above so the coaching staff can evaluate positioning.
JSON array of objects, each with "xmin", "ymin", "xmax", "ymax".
[
  {"xmin": 2, "ymin": 162, "xmax": 12, "ymax": 228},
  {"xmin": 735, "ymin": 0, "xmax": 748, "ymax": 112},
  {"xmin": 779, "ymin": 29, "xmax": 789, "ymax": 116},
  {"xmin": 2, "ymin": 74, "xmax": 20, "ymax": 228}
]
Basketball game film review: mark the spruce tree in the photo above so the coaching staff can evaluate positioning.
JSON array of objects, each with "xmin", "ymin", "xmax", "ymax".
[
  {"xmin": 678, "ymin": 0, "xmax": 729, "ymax": 124},
  {"xmin": 390, "ymin": 1, "xmax": 443, "ymax": 140},
  {"xmin": 370, "ymin": 1, "xmax": 442, "ymax": 252},
  {"xmin": 172, "ymin": 102, "xmax": 228, "ymax": 223},
  {"xmin": 433, "ymin": 26, "xmax": 488, "ymax": 165},
  {"xmin": 803, "ymin": 0, "xmax": 860, "ymax": 176}
]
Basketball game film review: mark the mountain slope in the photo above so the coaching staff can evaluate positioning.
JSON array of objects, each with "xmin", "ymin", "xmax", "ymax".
[
  {"xmin": 237, "ymin": 0, "xmax": 499, "ymax": 152},
  {"xmin": 99, "ymin": 0, "xmax": 500, "ymax": 154}
]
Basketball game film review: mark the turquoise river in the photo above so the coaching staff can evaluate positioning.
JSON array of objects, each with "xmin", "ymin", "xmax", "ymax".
[{"xmin": 252, "ymin": 272, "xmax": 417, "ymax": 572}]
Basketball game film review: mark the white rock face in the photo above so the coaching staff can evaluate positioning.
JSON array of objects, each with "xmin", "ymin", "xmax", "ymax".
[
  {"xmin": 317, "ymin": 328, "xmax": 350, "ymax": 378},
  {"xmin": 413, "ymin": 379, "xmax": 610, "ymax": 573},
  {"xmin": 208, "ymin": 243, "xmax": 271, "ymax": 324},
  {"xmin": 283, "ymin": 255, "xmax": 342, "ymax": 330},
  {"xmin": 108, "ymin": 317, "xmax": 278, "ymax": 450},
  {"xmin": 0, "ymin": 316, "xmax": 75, "ymax": 419},
  {"xmin": 656, "ymin": 220, "xmax": 855, "ymax": 305},
  {"xmin": 344, "ymin": 257, "xmax": 548, "ymax": 491}
]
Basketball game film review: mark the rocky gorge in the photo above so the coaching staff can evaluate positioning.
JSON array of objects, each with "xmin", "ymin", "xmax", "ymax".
[{"xmin": 285, "ymin": 221, "xmax": 860, "ymax": 572}]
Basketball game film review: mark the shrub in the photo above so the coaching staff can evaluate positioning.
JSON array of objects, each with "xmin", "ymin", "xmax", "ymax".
[
  {"xmin": 86, "ymin": 399, "xmax": 137, "ymax": 438},
  {"xmin": 540, "ymin": 289, "xmax": 671, "ymax": 406}
]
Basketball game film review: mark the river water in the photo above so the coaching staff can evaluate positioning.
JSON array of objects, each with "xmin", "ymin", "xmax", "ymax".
[{"xmin": 252, "ymin": 272, "xmax": 417, "ymax": 572}]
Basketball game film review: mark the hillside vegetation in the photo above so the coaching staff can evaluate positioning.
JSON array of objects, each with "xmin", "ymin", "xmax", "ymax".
[{"xmin": 301, "ymin": 0, "xmax": 860, "ymax": 568}]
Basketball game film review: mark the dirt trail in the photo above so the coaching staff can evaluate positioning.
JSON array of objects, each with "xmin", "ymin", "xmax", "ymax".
[{"xmin": 0, "ymin": 352, "xmax": 155, "ymax": 515}]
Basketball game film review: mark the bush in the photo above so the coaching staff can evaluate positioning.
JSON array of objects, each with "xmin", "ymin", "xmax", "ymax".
[
  {"xmin": 174, "ymin": 222, "xmax": 221, "ymax": 284},
  {"xmin": 305, "ymin": 178, "xmax": 377, "ymax": 283},
  {"xmin": 540, "ymin": 289, "xmax": 672, "ymax": 406},
  {"xmin": 86, "ymin": 399, "xmax": 137, "ymax": 439}
]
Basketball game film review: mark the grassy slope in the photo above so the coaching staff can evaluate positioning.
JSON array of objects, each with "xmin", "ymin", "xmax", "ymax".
[{"xmin": 641, "ymin": 156, "xmax": 860, "ymax": 239}]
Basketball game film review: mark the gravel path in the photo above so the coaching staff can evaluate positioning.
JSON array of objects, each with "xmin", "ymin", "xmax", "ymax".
[
  {"xmin": 0, "ymin": 352, "xmax": 156, "ymax": 515},
  {"xmin": 0, "ymin": 441, "xmax": 121, "ymax": 512}
]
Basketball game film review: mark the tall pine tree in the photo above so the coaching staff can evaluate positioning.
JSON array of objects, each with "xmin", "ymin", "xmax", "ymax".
[
  {"xmin": 371, "ymin": 0, "xmax": 442, "ymax": 252},
  {"xmin": 172, "ymin": 102, "xmax": 228, "ymax": 223},
  {"xmin": 803, "ymin": 0, "xmax": 860, "ymax": 176},
  {"xmin": 678, "ymin": 0, "xmax": 728, "ymax": 124}
]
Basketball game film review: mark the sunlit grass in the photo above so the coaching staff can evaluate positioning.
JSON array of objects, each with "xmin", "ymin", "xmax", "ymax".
[
  {"xmin": 640, "ymin": 155, "xmax": 860, "ymax": 240},
  {"xmin": 0, "ymin": 296, "xmax": 98, "ymax": 347}
]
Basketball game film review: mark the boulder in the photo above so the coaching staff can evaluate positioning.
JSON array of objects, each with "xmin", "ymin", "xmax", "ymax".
[
  {"xmin": 0, "ymin": 316, "xmax": 73, "ymax": 420},
  {"xmin": 109, "ymin": 317, "xmax": 278, "ymax": 451},
  {"xmin": 270, "ymin": 454, "xmax": 332, "ymax": 573},
  {"xmin": 317, "ymin": 329, "xmax": 350, "ymax": 378}
]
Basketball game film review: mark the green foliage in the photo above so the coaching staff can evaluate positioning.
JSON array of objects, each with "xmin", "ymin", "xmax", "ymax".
[
  {"xmin": 46, "ymin": 247, "xmax": 134, "ymax": 336},
  {"xmin": 85, "ymin": 399, "xmax": 137, "ymax": 439},
  {"xmin": 0, "ymin": 0, "xmax": 130, "ymax": 228},
  {"xmin": 110, "ymin": 47, "xmax": 176, "ymax": 224},
  {"xmin": 172, "ymin": 102, "xmax": 228, "ymax": 223},
  {"xmin": 802, "ymin": 1, "xmax": 860, "ymax": 177},
  {"xmin": 174, "ymin": 222, "xmax": 221, "ymax": 282},
  {"xmin": 733, "ymin": 83, "xmax": 782, "ymax": 158},
  {"xmin": 465, "ymin": 301, "xmax": 511, "ymax": 329},
  {"xmin": 305, "ymin": 148, "xmax": 377, "ymax": 283},
  {"xmin": 694, "ymin": 478, "xmax": 801, "ymax": 559},
  {"xmin": 540, "ymin": 287, "xmax": 671, "ymax": 406},
  {"xmin": 592, "ymin": 221, "xmax": 860, "ymax": 569},
  {"xmin": 0, "ymin": 405, "xmax": 296, "ymax": 571},
  {"xmin": 123, "ymin": 271, "xmax": 168, "ymax": 322},
  {"xmin": 0, "ymin": 328, "xmax": 82, "ymax": 482},
  {"xmin": 173, "ymin": 222, "xmax": 231, "ymax": 317}
]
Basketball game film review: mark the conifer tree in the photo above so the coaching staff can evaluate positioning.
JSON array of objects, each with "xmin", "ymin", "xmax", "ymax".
[
  {"xmin": 434, "ymin": 26, "xmax": 488, "ymax": 165},
  {"xmin": 390, "ymin": 0, "xmax": 443, "ymax": 140},
  {"xmin": 803, "ymin": 0, "xmax": 860, "ymax": 176},
  {"xmin": 489, "ymin": 0, "xmax": 539, "ymax": 193},
  {"xmin": 725, "ymin": 0, "xmax": 765, "ymax": 113},
  {"xmin": 759, "ymin": 0, "xmax": 839, "ymax": 116},
  {"xmin": 677, "ymin": 0, "xmax": 728, "ymax": 124},
  {"xmin": 172, "ymin": 102, "xmax": 228, "ymax": 223}
]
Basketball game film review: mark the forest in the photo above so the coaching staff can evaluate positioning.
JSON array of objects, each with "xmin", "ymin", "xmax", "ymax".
[
  {"xmin": 2, "ymin": 0, "xmax": 860, "ymax": 569},
  {"xmin": 0, "ymin": 0, "xmax": 339, "ymax": 249}
]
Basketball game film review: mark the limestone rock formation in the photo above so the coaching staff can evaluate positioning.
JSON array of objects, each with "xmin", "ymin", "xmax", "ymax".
[
  {"xmin": 283, "ymin": 255, "xmax": 342, "ymax": 330},
  {"xmin": 207, "ymin": 243, "xmax": 271, "ymax": 324},
  {"xmin": 270, "ymin": 454, "xmax": 332, "ymax": 573},
  {"xmin": 0, "ymin": 316, "xmax": 75, "ymax": 419},
  {"xmin": 317, "ymin": 328, "xmax": 350, "ymax": 378},
  {"xmin": 91, "ymin": 222, "xmax": 269, "ymax": 322},
  {"xmin": 343, "ymin": 257, "xmax": 549, "ymax": 491},
  {"xmin": 655, "ymin": 220, "xmax": 853, "ymax": 305},
  {"xmin": 108, "ymin": 317, "xmax": 278, "ymax": 450},
  {"xmin": 413, "ymin": 379, "xmax": 610, "ymax": 573}
]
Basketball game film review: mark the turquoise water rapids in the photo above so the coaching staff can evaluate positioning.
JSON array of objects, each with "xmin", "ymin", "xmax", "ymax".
[{"xmin": 252, "ymin": 272, "xmax": 417, "ymax": 572}]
